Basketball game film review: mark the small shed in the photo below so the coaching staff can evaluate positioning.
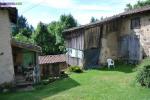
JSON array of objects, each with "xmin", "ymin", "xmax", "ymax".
[
  {"xmin": 11, "ymin": 39, "xmax": 42, "ymax": 85},
  {"xmin": 39, "ymin": 54, "xmax": 67, "ymax": 78}
]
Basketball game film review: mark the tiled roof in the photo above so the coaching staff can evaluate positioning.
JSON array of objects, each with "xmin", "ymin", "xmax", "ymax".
[
  {"xmin": 39, "ymin": 54, "xmax": 66, "ymax": 64},
  {"xmin": 63, "ymin": 6, "xmax": 150, "ymax": 33},
  {"xmin": 11, "ymin": 38, "xmax": 42, "ymax": 52}
]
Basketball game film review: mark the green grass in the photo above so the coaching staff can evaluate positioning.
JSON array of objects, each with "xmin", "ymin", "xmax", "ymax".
[{"xmin": 0, "ymin": 62, "xmax": 150, "ymax": 100}]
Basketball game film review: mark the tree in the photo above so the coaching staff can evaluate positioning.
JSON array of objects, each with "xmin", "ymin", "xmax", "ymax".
[
  {"xmin": 60, "ymin": 14, "xmax": 78, "ymax": 29},
  {"xmin": 13, "ymin": 33, "xmax": 34, "ymax": 44},
  {"xmin": 47, "ymin": 21, "xmax": 63, "ymax": 44},
  {"xmin": 125, "ymin": 4, "xmax": 133, "ymax": 11},
  {"xmin": 17, "ymin": 14, "xmax": 78, "ymax": 55},
  {"xmin": 125, "ymin": 0, "xmax": 150, "ymax": 11},
  {"xmin": 47, "ymin": 21, "xmax": 65, "ymax": 54},
  {"xmin": 12, "ymin": 15, "xmax": 34, "ymax": 37},
  {"xmin": 34, "ymin": 22, "xmax": 57, "ymax": 55},
  {"xmin": 90, "ymin": 17, "xmax": 99, "ymax": 23},
  {"xmin": 46, "ymin": 14, "xmax": 78, "ymax": 55}
]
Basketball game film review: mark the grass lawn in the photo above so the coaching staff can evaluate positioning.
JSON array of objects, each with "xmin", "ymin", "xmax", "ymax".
[{"xmin": 0, "ymin": 61, "xmax": 150, "ymax": 100}]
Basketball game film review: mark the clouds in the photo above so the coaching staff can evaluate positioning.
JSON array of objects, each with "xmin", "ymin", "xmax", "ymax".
[
  {"xmin": 45, "ymin": 0, "xmax": 111, "ymax": 11},
  {"xmin": 27, "ymin": 0, "xmax": 112, "ymax": 11},
  {"xmin": 16, "ymin": 0, "xmax": 139, "ymax": 27},
  {"xmin": 72, "ymin": 11, "xmax": 115, "ymax": 25}
]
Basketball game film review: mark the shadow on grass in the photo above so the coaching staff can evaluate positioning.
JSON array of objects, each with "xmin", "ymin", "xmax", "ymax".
[{"xmin": 0, "ymin": 78, "xmax": 80, "ymax": 100}]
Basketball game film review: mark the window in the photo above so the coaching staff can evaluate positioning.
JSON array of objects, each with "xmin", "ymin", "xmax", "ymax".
[{"xmin": 131, "ymin": 17, "xmax": 141, "ymax": 29}]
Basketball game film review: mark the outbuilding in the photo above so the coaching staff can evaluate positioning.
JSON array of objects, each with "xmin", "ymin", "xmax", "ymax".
[
  {"xmin": 39, "ymin": 54, "xmax": 67, "ymax": 78},
  {"xmin": 63, "ymin": 6, "xmax": 150, "ymax": 69}
]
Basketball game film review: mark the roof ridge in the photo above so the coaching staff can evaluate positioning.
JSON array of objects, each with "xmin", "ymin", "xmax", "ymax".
[{"xmin": 63, "ymin": 5, "xmax": 150, "ymax": 33}]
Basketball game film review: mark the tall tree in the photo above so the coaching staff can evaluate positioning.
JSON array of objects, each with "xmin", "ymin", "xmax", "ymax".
[
  {"xmin": 34, "ymin": 22, "xmax": 56, "ymax": 55},
  {"xmin": 46, "ymin": 14, "xmax": 78, "ymax": 55},
  {"xmin": 12, "ymin": 15, "xmax": 34, "ymax": 37},
  {"xmin": 47, "ymin": 21, "xmax": 65, "ymax": 53},
  {"xmin": 90, "ymin": 17, "xmax": 99, "ymax": 23},
  {"xmin": 32, "ymin": 14, "xmax": 77, "ymax": 55},
  {"xmin": 60, "ymin": 14, "xmax": 78, "ymax": 29},
  {"xmin": 125, "ymin": 0, "xmax": 150, "ymax": 11}
]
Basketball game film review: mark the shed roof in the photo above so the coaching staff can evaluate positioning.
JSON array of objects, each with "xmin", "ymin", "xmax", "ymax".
[
  {"xmin": 0, "ymin": 7, "xmax": 17, "ymax": 23},
  {"xmin": 39, "ymin": 54, "xmax": 66, "ymax": 65},
  {"xmin": 63, "ymin": 6, "xmax": 150, "ymax": 33},
  {"xmin": 11, "ymin": 38, "xmax": 42, "ymax": 52}
]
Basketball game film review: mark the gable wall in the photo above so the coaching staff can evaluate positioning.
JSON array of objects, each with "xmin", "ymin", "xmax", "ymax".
[
  {"xmin": 0, "ymin": 10, "xmax": 14, "ymax": 84},
  {"xmin": 119, "ymin": 14, "xmax": 150, "ymax": 59},
  {"xmin": 100, "ymin": 13, "xmax": 150, "ymax": 64}
]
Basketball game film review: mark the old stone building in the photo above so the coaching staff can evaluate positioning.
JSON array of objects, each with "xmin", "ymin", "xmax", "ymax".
[
  {"xmin": 63, "ymin": 6, "xmax": 150, "ymax": 69},
  {"xmin": 0, "ymin": 7, "xmax": 17, "ymax": 84},
  {"xmin": 0, "ymin": 7, "xmax": 41, "ymax": 85}
]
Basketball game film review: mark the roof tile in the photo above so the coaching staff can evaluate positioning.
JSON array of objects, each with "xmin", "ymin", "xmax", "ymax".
[{"xmin": 39, "ymin": 54, "xmax": 66, "ymax": 64}]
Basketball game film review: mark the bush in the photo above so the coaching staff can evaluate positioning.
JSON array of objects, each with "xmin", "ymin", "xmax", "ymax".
[
  {"xmin": 69, "ymin": 66, "xmax": 83, "ymax": 73},
  {"xmin": 0, "ymin": 82, "xmax": 15, "ymax": 92},
  {"xmin": 137, "ymin": 65, "xmax": 150, "ymax": 88},
  {"xmin": 60, "ymin": 71, "xmax": 68, "ymax": 78}
]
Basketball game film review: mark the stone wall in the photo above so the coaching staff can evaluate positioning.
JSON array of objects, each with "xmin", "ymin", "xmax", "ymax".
[
  {"xmin": 99, "ymin": 24, "xmax": 119, "ymax": 64},
  {"xmin": 0, "ymin": 10, "xmax": 14, "ymax": 84},
  {"xmin": 65, "ymin": 13, "xmax": 150, "ymax": 65},
  {"xmin": 119, "ymin": 14, "xmax": 150, "ymax": 59},
  {"xmin": 100, "ymin": 13, "xmax": 150, "ymax": 64}
]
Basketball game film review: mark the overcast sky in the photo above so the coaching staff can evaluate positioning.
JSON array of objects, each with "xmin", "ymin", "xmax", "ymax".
[{"xmin": 12, "ymin": 0, "xmax": 139, "ymax": 27}]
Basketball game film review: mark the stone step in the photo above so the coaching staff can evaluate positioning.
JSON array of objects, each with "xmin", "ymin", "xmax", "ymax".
[
  {"xmin": 16, "ymin": 86, "xmax": 35, "ymax": 92},
  {"xmin": 16, "ymin": 81, "xmax": 33, "ymax": 88}
]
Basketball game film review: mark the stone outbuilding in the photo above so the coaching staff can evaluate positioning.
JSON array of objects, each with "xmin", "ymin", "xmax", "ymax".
[
  {"xmin": 63, "ymin": 6, "xmax": 150, "ymax": 69},
  {"xmin": 0, "ymin": 7, "xmax": 41, "ymax": 86}
]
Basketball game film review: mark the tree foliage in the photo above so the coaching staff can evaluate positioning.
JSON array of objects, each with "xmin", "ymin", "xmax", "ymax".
[
  {"xmin": 90, "ymin": 17, "xmax": 99, "ymax": 23},
  {"xmin": 34, "ymin": 22, "xmax": 57, "ymax": 55},
  {"xmin": 12, "ymin": 14, "xmax": 77, "ymax": 55},
  {"xmin": 125, "ymin": 0, "xmax": 150, "ymax": 11},
  {"xmin": 60, "ymin": 14, "xmax": 78, "ymax": 29},
  {"xmin": 12, "ymin": 15, "xmax": 34, "ymax": 37},
  {"xmin": 40, "ymin": 14, "xmax": 78, "ymax": 55},
  {"xmin": 34, "ymin": 14, "xmax": 78, "ymax": 55},
  {"xmin": 13, "ymin": 33, "xmax": 34, "ymax": 44}
]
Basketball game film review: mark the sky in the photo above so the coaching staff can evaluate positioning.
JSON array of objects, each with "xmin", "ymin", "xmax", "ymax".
[{"xmin": 10, "ymin": 0, "xmax": 139, "ymax": 28}]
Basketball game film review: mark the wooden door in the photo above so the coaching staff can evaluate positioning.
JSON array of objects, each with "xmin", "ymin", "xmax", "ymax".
[
  {"xmin": 128, "ymin": 35, "xmax": 140, "ymax": 61},
  {"xmin": 52, "ymin": 64, "xmax": 60, "ymax": 77},
  {"xmin": 120, "ymin": 35, "xmax": 140, "ymax": 63},
  {"xmin": 84, "ymin": 48, "xmax": 100, "ymax": 69}
]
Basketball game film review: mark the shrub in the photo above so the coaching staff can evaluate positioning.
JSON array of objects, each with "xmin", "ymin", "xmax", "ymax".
[
  {"xmin": 0, "ymin": 82, "xmax": 15, "ymax": 92},
  {"xmin": 60, "ymin": 71, "xmax": 68, "ymax": 78},
  {"xmin": 41, "ymin": 80, "xmax": 49, "ymax": 85},
  {"xmin": 69, "ymin": 66, "xmax": 83, "ymax": 73},
  {"xmin": 137, "ymin": 65, "xmax": 150, "ymax": 88}
]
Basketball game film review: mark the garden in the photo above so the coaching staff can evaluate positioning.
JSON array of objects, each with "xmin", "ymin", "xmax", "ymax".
[{"xmin": 0, "ymin": 59, "xmax": 150, "ymax": 100}]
